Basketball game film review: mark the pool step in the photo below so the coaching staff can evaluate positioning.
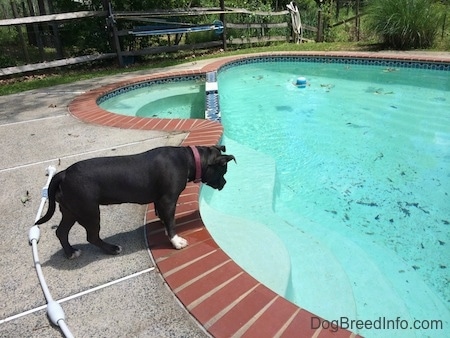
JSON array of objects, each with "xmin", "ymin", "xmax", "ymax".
[
  {"xmin": 205, "ymin": 71, "xmax": 221, "ymax": 122},
  {"xmin": 199, "ymin": 193, "xmax": 292, "ymax": 299}
]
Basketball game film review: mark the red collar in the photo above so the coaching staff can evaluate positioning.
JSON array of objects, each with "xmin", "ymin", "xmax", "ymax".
[{"xmin": 189, "ymin": 146, "xmax": 202, "ymax": 183}]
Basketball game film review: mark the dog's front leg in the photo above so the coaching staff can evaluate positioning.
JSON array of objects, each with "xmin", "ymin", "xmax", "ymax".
[{"xmin": 155, "ymin": 198, "xmax": 188, "ymax": 249}]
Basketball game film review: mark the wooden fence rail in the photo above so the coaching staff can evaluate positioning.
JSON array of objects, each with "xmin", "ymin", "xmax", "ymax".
[
  {"xmin": 0, "ymin": 10, "xmax": 106, "ymax": 26},
  {"xmin": 0, "ymin": 3, "xmax": 318, "ymax": 77}
]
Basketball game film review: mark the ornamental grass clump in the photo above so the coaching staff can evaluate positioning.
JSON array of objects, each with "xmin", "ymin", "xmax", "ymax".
[{"xmin": 366, "ymin": 0, "xmax": 445, "ymax": 49}]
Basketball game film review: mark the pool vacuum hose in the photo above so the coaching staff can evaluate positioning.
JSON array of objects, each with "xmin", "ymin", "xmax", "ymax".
[{"xmin": 28, "ymin": 166, "xmax": 74, "ymax": 338}]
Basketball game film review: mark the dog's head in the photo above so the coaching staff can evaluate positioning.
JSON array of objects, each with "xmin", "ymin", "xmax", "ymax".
[{"xmin": 200, "ymin": 145, "xmax": 236, "ymax": 190}]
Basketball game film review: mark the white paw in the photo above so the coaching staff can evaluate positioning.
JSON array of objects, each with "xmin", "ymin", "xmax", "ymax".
[
  {"xmin": 69, "ymin": 249, "xmax": 81, "ymax": 259},
  {"xmin": 170, "ymin": 235, "xmax": 188, "ymax": 249}
]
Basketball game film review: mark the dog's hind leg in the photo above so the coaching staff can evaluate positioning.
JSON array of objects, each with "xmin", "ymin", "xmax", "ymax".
[
  {"xmin": 56, "ymin": 206, "xmax": 81, "ymax": 259},
  {"xmin": 77, "ymin": 206, "xmax": 122, "ymax": 255}
]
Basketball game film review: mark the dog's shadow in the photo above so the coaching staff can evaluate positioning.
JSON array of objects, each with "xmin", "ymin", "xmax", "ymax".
[{"xmin": 42, "ymin": 226, "xmax": 147, "ymax": 270}]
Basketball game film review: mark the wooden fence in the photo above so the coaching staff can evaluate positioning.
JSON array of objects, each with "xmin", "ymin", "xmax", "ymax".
[{"xmin": 0, "ymin": 2, "xmax": 318, "ymax": 77}]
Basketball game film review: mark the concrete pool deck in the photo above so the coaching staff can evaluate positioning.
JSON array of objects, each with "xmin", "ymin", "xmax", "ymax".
[
  {"xmin": 1, "ymin": 51, "xmax": 449, "ymax": 337},
  {"xmin": 0, "ymin": 62, "xmax": 211, "ymax": 338}
]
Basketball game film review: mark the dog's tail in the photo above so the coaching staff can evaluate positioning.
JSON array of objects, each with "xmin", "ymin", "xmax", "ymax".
[{"xmin": 35, "ymin": 171, "xmax": 64, "ymax": 225}]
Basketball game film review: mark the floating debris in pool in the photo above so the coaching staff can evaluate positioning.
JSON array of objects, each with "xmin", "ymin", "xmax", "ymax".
[
  {"xmin": 383, "ymin": 67, "xmax": 399, "ymax": 73},
  {"xmin": 375, "ymin": 89, "xmax": 394, "ymax": 95},
  {"xmin": 365, "ymin": 87, "xmax": 394, "ymax": 95},
  {"xmin": 405, "ymin": 202, "xmax": 430, "ymax": 214},
  {"xmin": 412, "ymin": 265, "xmax": 420, "ymax": 270},
  {"xmin": 400, "ymin": 208, "xmax": 411, "ymax": 217},
  {"xmin": 356, "ymin": 200, "xmax": 379, "ymax": 207},
  {"xmin": 346, "ymin": 122, "xmax": 369, "ymax": 129},
  {"xmin": 374, "ymin": 152, "xmax": 384, "ymax": 162},
  {"xmin": 390, "ymin": 105, "xmax": 398, "ymax": 109},
  {"xmin": 438, "ymin": 240, "xmax": 445, "ymax": 246},
  {"xmin": 276, "ymin": 105, "xmax": 293, "ymax": 112},
  {"xmin": 442, "ymin": 219, "xmax": 449, "ymax": 225},
  {"xmin": 440, "ymin": 265, "xmax": 447, "ymax": 269},
  {"xmin": 319, "ymin": 84, "xmax": 334, "ymax": 92},
  {"xmin": 397, "ymin": 202, "xmax": 411, "ymax": 217}
]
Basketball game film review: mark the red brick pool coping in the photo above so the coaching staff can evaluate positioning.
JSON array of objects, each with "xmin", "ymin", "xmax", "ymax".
[{"xmin": 68, "ymin": 52, "xmax": 450, "ymax": 338}]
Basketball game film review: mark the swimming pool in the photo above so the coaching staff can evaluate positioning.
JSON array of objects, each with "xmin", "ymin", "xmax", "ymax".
[
  {"xmin": 200, "ymin": 57, "xmax": 450, "ymax": 337},
  {"xmin": 98, "ymin": 78, "xmax": 205, "ymax": 119}
]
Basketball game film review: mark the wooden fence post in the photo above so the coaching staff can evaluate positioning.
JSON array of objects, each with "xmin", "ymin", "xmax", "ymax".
[
  {"xmin": 47, "ymin": 0, "xmax": 64, "ymax": 58},
  {"xmin": 26, "ymin": 0, "xmax": 44, "ymax": 61},
  {"xmin": 317, "ymin": 8, "xmax": 323, "ymax": 42},
  {"xmin": 355, "ymin": 0, "xmax": 360, "ymax": 41},
  {"xmin": 442, "ymin": 11, "xmax": 447, "ymax": 40},
  {"xmin": 10, "ymin": 1, "xmax": 30, "ymax": 62},
  {"xmin": 220, "ymin": 0, "xmax": 227, "ymax": 51},
  {"xmin": 103, "ymin": 0, "xmax": 123, "ymax": 67},
  {"xmin": 36, "ymin": 0, "xmax": 51, "ymax": 46}
]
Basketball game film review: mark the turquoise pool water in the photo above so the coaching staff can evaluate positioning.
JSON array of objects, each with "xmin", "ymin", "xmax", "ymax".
[
  {"xmin": 200, "ymin": 59, "xmax": 450, "ymax": 337},
  {"xmin": 99, "ymin": 79, "xmax": 205, "ymax": 119}
]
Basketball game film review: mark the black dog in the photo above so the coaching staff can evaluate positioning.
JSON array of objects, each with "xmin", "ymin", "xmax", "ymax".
[{"xmin": 35, "ymin": 145, "xmax": 235, "ymax": 259}]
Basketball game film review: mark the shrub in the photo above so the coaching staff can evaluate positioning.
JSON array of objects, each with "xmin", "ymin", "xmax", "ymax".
[
  {"xmin": 366, "ymin": 0, "xmax": 445, "ymax": 49},
  {"xmin": 0, "ymin": 54, "xmax": 17, "ymax": 68}
]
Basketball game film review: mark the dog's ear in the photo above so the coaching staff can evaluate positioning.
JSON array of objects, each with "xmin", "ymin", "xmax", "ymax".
[
  {"xmin": 216, "ymin": 155, "xmax": 236, "ymax": 166},
  {"xmin": 214, "ymin": 145, "xmax": 226, "ymax": 152}
]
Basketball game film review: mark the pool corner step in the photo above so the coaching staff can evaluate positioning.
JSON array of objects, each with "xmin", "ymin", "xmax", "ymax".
[{"xmin": 205, "ymin": 71, "xmax": 221, "ymax": 122}]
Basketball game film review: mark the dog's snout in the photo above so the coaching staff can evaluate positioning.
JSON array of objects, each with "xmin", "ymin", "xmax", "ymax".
[{"xmin": 218, "ymin": 178, "xmax": 226, "ymax": 190}]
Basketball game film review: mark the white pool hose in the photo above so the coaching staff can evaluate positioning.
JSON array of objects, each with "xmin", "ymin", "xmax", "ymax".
[
  {"xmin": 287, "ymin": 1, "xmax": 303, "ymax": 43},
  {"xmin": 28, "ymin": 165, "xmax": 74, "ymax": 338}
]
